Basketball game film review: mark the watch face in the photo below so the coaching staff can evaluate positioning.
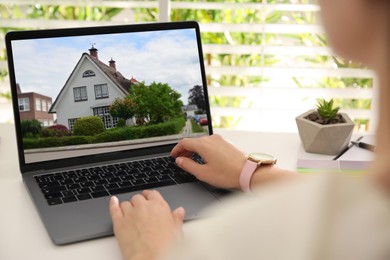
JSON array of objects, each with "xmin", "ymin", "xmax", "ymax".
[{"xmin": 248, "ymin": 152, "xmax": 276, "ymax": 164}]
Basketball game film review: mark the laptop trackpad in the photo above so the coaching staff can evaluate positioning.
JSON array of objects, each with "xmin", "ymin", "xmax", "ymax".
[{"xmin": 111, "ymin": 183, "xmax": 219, "ymax": 220}]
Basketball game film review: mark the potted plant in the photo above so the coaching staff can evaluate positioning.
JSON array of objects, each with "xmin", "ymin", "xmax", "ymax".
[{"xmin": 295, "ymin": 99, "xmax": 354, "ymax": 155}]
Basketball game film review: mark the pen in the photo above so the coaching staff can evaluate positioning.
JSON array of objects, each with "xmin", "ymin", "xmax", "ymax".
[
  {"xmin": 333, "ymin": 136, "xmax": 363, "ymax": 160},
  {"xmin": 351, "ymin": 141, "xmax": 376, "ymax": 152}
]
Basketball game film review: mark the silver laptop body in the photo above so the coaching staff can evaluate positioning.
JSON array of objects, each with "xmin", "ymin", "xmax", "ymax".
[{"xmin": 6, "ymin": 21, "xmax": 228, "ymax": 245}]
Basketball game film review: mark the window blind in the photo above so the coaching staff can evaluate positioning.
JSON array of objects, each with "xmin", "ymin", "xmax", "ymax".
[{"xmin": 0, "ymin": 0, "xmax": 376, "ymax": 132}]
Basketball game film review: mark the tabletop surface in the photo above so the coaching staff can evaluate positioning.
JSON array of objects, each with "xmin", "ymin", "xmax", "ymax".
[{"xmin": 0, "ymin": 123, "xmax": 333, "ymax": 260}]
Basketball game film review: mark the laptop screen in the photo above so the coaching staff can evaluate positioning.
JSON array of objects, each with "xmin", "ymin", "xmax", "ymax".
[{"xmin": 7, "ymin": 22, "xmax": 211, "ymax": 166}]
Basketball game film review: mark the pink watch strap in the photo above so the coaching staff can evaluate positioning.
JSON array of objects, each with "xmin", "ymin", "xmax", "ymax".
[{"xmin": 239, "ymin": 160, "xmax": 259, "ymax": 193}]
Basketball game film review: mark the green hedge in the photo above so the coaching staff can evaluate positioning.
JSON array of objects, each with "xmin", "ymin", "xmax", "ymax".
[
  {"xmin": 23, "ymin": 117, "xmax": 186, "ymax": 149},
  {"xmin": 23, "ymin": 136, "xmax": 92, "ymax": 149},
  {"xmin": 190, "ymin": 119, "xmax": 206, "ymax": 133}
]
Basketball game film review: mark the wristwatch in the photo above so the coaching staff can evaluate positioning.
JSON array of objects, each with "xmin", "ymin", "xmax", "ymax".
[{"xmin": 239, "ymin": 152, "xmax": 277, "ymax": 193}]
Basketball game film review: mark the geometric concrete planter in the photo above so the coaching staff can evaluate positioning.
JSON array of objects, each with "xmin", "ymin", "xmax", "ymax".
[{"xmin": 295, "ymin": 110, "xmax": 355, "ymax": 155}]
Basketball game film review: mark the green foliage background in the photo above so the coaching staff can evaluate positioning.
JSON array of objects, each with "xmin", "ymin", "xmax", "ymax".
[{"xmin": 0, "ymin": 0, "xmax": 372, "ymax": 130}]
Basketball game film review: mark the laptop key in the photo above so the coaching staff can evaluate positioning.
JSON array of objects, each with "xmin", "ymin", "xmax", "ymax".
[
  {"xmin": 73, "ymin": 176, "xmax": 88, "ymax": 183},
  {"xmin": 94, "ymin": 179, "xmax": 108, "ymax": 185},
  {"xmin": 53, "ymin": 175, "xmax": 64, "ymax": 181},
  {"xmin": 86, "ymin": 175, "xmax": 101, "ymax": 181},
  {"xmin": 62, "ymin": 190, "xmax": 77, "ymax": 197},
  {"xmin": 65, "ymin": 183, "xmax": 81, "ymax": 190},
  {"xmin": 133, "ymin": 173, "xmax": 147, "ymax": 180},
  {"xmin": 120, "ymin": 175, "xmax": 134, "ymax": 181},
  {"xmin": 107, "ymin": 177, "xmax": 121, "ymax": 183},
  {"xmin": 144, "ymin": 177, "xmax": 159, "ymax": 183},
  {"xmin": 118, "ymin": 181, "xmax": 133, "ymax": 188},
  {"xmin": 90, "ymin": 185, "xmax": 106, "ymax": 192},
  {"xmin": 62, "ymin": 196, "xmax": 78, "ymax": 203},
  {"xmin": 131, "ymin": 179, "xmax": 146, "ymax": 186},
  {"xmin": 156, "ymin": 175, "xmax": 172, "ymax": 182},
  {"xmin": 45, "ymin": 192, "xmax": 62, "ymax": 199},
  {"xmin": 47, "ymin": 198, "xmax": 63, "ymax": 206},
  {"xmin": 104, "ymin": 183, "xmax": 119, "ymax": 190},
  {"xmin": 91, "ymin": 191, "xmax": 109, "ymax": 198},
  {"xmin": 42, "ymin": 186, "xmax": 66, "ymax": 195},
  {"xmin": 80, "ymin": 181, "xmax": 94, "ymax": 188},
  {"xmin": 76, "ymin": 187, "xmax": 91, "ymax": 194},
  {"xmin": 59, "ymin": 179, "xmax": 74, "ymax": 185},
  {"xmin": 77, "ymin": 194, "xmax": 92, "ymax": 201},
  {"xmin": 39, "ymin": 181, "xmax": 60, "ymax": 189}
]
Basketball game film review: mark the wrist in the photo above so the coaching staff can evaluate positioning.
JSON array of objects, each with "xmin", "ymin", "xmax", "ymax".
[
  {"xmin": 249, "ymin": 164, "xmax": 278, "ymax": 190},
  {"xmin": 239, "ymin": 153, "xmax": 277, "ymax": 192}
]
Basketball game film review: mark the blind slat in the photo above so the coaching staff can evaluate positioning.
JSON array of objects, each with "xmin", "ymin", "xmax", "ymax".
[
  {"xmin": 203, "ymin": 44, "xmax": 332, "ymax": 56},
  {"xmin": 208, "ymin": 86, "xmax": 373, "ymax": 99},
  {"xmin": 206, "ymin": 66, "xmax": 375, "ymax": 78}
]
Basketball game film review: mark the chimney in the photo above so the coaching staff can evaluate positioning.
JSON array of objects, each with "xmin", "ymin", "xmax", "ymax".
[
  {"xmin": 109, "ymin": 58, "xmax": 116, "ymax": 70},
  {"xmin": 89, "ymin": 45, "xmax": 98, "ymax": 59},
  {"xmin": 16, "ymin": 83, "xmax": 22, "ymax": 94}
]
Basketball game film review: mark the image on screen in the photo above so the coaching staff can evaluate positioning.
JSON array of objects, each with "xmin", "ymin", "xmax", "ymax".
[{"xmin": 11, "ymin": 28, "xmax": 209, "ymax": 164}]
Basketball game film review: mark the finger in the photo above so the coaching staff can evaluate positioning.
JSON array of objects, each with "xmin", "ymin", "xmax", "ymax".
[
  {"xmin": 172, "ymin": 207, "xmax": 185, "ymax": 226},
  {"xmin": 109, "ymin": 196, "xmax": 123, "ymax": 221},
  {"xmin": 120, "ymin": 200, "xmax": 133, "ymax": 215},
  {"xmin": 142, "ymin": 189, "xmax": 164, "ymax": 202},
  {"xmin": 130, "ymin": 193, "xmax": 146, "ymax": 206},
  {"xmin": 170, "ymin": 138, "xmax": 200, "ymax": 158},
  {"xmin": 175, "ymin": 157, "xmax": 206, "ymax": 180}
]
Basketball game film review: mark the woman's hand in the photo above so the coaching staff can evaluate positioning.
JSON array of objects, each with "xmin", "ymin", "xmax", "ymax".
[
  {"xmin": 170, "ymin": 134, "xmax": 247, "ymax": 189},
  {"xmin": 109, "ymin": 190, "xmax": 185, "ymax": 260}
]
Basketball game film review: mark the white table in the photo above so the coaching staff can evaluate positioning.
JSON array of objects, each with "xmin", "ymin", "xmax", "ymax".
[{"xmin": 0, "ymin": 123, "xmax": 332, "ymax": 260}]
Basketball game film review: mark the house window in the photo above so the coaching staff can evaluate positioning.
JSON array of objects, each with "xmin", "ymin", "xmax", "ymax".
[
  {"xmin": 47, "ymin": 101, "xmax": 52, "ymax": 111},
  {"xmin": 93, "ymin": 106, "xmax": 118, "ymax": 129},
  {"xmin": 73, "ymin": 86, "xmax": 87, "ymax": 102},
  {"xmin": 18, "ymin": 97, "xmax": 30, "ymax": 111},
  {"xmin": 68, "ymin": 118, "xmax": 79, "ymax": 132},
  {"xmin": 42, "ymin": 100, "xmax": 47, "ymax": 112},
  {"xmin": 94, "ymin": 83, "xmax": 109, "ymax": 99},
  {"xmin": 36, "ymin": 98, "xmax": 41, "ymax": 111},
  {"xmin": 82, "ymin": 70, "xmax": 95, "ymax": 77}
]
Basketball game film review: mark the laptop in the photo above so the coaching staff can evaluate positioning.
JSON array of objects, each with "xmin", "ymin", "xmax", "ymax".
[{"xmin": 6, "ymin": 21, "xmax": 228, "ymax": 245}]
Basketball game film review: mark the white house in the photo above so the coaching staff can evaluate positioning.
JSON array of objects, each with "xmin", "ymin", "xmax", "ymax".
[
  {"xmin": 50, "ymin": 46, "xmax": 138, "ymax": 130},
  {"xmin": 182, "ymin": 104, "xmax": 198, "ymax": 118}
]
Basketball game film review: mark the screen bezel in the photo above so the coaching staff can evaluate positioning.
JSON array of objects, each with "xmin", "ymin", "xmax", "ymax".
[{"xmin": 5, "ymin": 21, "xmax": 212, "ymax": 174}]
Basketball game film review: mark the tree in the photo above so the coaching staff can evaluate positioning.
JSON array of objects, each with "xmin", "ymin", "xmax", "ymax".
[
  {"xmin": 188, "ymin": 85, "xmax": 206, "ymax": 113},
  {"xmin": 127, "ymin": 82, "xmax": 183, "ymax": 125},
  {"xmin": 109, "ymin": 97, "xmax": 135, "ymax": 125}
]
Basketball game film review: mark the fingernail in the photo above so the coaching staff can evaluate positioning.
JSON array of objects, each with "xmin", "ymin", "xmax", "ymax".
[
  {"xmin": 176, "ymin": 157, "xmax": 183, "ymax": 166},
  {"xmin": 110, "ymin": 196, "xmax": 118, "ymax": 204}
]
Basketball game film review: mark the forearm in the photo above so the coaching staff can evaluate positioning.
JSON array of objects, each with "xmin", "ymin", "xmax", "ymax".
[{"xmin": 250, "ymin": 165, "xmax": 299, "ymax": 190}]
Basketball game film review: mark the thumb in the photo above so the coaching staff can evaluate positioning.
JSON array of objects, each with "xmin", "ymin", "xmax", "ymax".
[{"xmin": 172, "ymin": 207, "xmax": 185, "ymax": 227}]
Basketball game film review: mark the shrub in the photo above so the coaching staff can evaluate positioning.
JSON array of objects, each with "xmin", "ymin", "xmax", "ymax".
[
  {"xmin": 73, "ymin": 116, "xmax": 105, "ymax": 136},
  {"xmin": 20, "ymin": 120, "xmax": 42, "ymax": 137},
  {"xmin": 116, "ymin": 118, "xmax": 126, "ymax": 127},
  {"xmin": 42, "ymin": 124, "xmax": 69, "ymax": 137},
  {"xmin": 23, "ymin": 136, "xmax": 92, "ymax": 149}
]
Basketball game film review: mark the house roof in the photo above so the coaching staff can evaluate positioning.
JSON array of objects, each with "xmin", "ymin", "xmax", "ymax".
[
  {"xmin": 49, "ymin": 52, "xmax": 133, "ymax": 113},
  {"xmin": 86, "ymin": 53, "xmax": 132, "ymax": 93}
]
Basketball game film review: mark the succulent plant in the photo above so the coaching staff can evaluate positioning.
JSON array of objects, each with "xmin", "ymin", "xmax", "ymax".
[{"xmin": 316, "ymin": 98, "xmax": 340, "ymax": 120}]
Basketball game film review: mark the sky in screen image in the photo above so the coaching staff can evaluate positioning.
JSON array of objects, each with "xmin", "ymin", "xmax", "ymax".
[{"xmin": 11, "ymin": 28, "xmax": 203, "ymax": 104}]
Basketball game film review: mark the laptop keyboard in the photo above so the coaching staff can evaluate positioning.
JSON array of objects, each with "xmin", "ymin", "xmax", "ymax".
[{"xmin": 34, "ymin": 156, "xmax": 199, "ymax": 206}]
